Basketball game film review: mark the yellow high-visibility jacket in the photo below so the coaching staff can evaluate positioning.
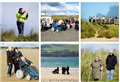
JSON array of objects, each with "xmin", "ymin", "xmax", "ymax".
[{"xmin": 16, "ymin": 12, "xmax": 28, "ymax": 23}]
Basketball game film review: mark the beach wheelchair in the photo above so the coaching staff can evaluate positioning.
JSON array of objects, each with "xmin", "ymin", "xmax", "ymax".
[{"xmin": 16, "ymin": 57, "xmax": 39, "ymax": 80}]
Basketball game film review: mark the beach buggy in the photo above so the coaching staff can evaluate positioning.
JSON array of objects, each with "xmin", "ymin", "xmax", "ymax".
[{"xmin": 16, "ymin": 56, "xmax": 39, "ymax": 80}]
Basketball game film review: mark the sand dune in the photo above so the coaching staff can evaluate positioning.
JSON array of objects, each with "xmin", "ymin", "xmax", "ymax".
[{"xmin": 0, "ymin": 48, "xmax": 39, "ymax": 82}]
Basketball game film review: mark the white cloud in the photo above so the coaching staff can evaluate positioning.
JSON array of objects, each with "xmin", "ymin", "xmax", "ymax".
[{"xmin": 41, "ymin": 2, "xmax": 79, "ymax": 16}]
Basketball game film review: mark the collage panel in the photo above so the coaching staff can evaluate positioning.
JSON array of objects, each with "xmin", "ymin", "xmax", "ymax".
[
  {"xmin": 0, "ymin": 43, "xmax": 39, "ymax": 82},
  {"xmin": 41, "ymin": 44, "xmax": 79, "ymax": 82},
  {"xmin": 81, "ymin": 43, "xmax": 119, "ymax": 82},
  {"xmin": 0, "ymin": 2, "xmax": 39, "ymax": 41},
  {"xmin": 0, "ymin": 3, "xmax": 1, "ymax": 41},
  {"xmin": 41, "ymin": 2, "xmax": 79, "ymax": 42},
  {"xmin": 81, "ymin": 2, "xmax": 119, "ymax": 42}
]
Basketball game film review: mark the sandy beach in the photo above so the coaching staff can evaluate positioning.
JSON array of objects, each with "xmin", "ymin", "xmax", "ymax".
[
  {"xmin": 41, "ymin": 67, "xmax": 79, "ymax": 82},
  {"xmin": 0, "ymin": 48, "xmax": 39, "ymax": 82},
  {"xmin": 41, "ymin": 28, "xmax": 79, "ymax": 41},
  {"xmin": 81, "ymin": 38, "xmax": 118, "ymax": 42}
]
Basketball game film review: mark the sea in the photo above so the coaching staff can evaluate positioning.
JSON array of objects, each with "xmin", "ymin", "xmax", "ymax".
[{"xmin": 41, "ymin": 57, "xmax": 79, "ymax": 68}]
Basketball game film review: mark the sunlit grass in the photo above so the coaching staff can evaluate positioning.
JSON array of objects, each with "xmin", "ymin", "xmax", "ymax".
[
  {"xmin": 81, "ymin": 20, "xmax": 119, "ymax": 39},
  {"xmin": 81, "ymin": 49, "xmax": 119, "ymax": 82},
  {"xmin": 1, "ymin": 29, "xmax": 38, "ymax": 41}
]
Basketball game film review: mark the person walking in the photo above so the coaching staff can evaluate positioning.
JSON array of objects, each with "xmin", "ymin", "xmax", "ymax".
[
  {"xmin": 91, "ymin": 56, "xmax": 103, "ymax": 81},
  {"xmin": 16, "ymin": 8, "xmax": 28, "ymax": 36},
  {"xmin": 106, "ymin": 50, "xmax": 117, "ymax": 80}
]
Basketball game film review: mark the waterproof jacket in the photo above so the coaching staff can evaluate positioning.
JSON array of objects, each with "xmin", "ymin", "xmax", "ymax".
[
  {"xmin": 16, "ymin": 11, "xmax": 28, "ymax": 23},
  {"xmin": 106, "ymin": 54, "xmax": 117, "ymax": 70}
]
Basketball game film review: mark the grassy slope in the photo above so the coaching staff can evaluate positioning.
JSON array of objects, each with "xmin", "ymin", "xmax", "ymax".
[
  {"xmin": 1, "ymin": 30, "xmax": 38, "ymax": 41},
  {"xmin": 81, "ymin": 20, "xmax": 119, "ymax": 39}
]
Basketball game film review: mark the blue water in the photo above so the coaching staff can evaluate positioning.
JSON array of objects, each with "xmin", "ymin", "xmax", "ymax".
[{"xmin": 41, "ymin": 57, "xmax": 79, "ymax": 68}]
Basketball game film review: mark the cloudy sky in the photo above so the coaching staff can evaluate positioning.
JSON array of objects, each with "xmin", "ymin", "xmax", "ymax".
[
  {"xmin": 81, "ymin": 2, "xmax": 119, "ymax": 20},
  {"xmin": 41, "ymin": 2, "xmax": 79, "ymax": 16},
  {"xmin": 0, "ymin": 3, "xmax": 39, "ymax": 35}
]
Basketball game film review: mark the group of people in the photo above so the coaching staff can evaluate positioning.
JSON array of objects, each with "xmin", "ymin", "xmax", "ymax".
[
  {"xmin": 6, "ymin": 47, "xmax": 39, "ymax": 80},
  {"xmin": 41, "ymin": 17, "xmax": 79, "ymax": 32},
  {"xmin": 89, "ymin": 16, "xmax": 119, "ymax": 25},
  {"xmin": 7, "ymin": 47, "xmax": 23, "ymax": 76},
  {"xmin": 91, "ymin": 50, "xmax": 117, "ymax": 81},
  {"xmin": 52, "ymin": 66, "xmax": 70, "ymax": 75}
]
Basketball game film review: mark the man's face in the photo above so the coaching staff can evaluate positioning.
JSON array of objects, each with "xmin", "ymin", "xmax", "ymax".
[
  {"xmin": 95, "ymin": 57, "xmax": 99, "ymax": 61},
  {"xmin": 21, "ymin": 57, "xmax": 26, "ymax": 62},
  {"xmin": 8, "ymin": 47, "xmax": 12, "ymax": 51},
  {"xmin": 15, "ymin": 49, "xmax": 19, "ymax": 52},
  {"xmin": 20, "ymin": 8, "xmax": 25, "ymax": 13},
  {"xmin": 109, "ymin": 52, "xmax": 112, "ymax": 55}
]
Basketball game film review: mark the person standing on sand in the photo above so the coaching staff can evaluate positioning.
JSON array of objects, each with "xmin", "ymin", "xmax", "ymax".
[
  {"xmin": 6, "ymin": 47, "xmax": 14, "ymax": 77},
  {"xmin": 91, "ymin": 56, "xmax": 103, "ymax": 81},
  {"xmin": 16, "ymin": 8, "xmax": 28, "ymax": 36},
  {"xmin": 106, "ymin": 50, "xmax": 117, "ymax": 80},
  {"xmin": 12, "ymin": 47, "xmax": 23, "ymax": 73}
]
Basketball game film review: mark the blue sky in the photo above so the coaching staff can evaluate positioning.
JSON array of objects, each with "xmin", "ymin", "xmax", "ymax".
[
  {"xmin": 0, "ymin": 3, "xmax": 39, "ymax": 35},
  {"xmin": 81, "ymin": 2, "xmax": 119, "ymax": 20},
  {"xmin": 41, "ymin": 2, "xmax": 79, "ymax": 16},
  {"xmin": 81, "ymin": 44, "xmax": 118, "ymax": 52}
]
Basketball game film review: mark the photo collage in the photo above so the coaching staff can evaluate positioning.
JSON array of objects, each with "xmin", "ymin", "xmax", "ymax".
[{"xmin": 0, "ymin": 0, "xmax": 119, "ymax": 82}]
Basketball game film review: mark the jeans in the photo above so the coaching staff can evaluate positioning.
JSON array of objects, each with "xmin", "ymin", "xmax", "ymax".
[
  {"xmin": 52, "ymin": 23, "xmax": 62, "ymax": 31},
  {"xmin": 106, "ymin": 70, "xmax": 114, "ymax": 80},
  {"xmin": 7, "ymin": 63, "xmax": 13, "ymax": 76},
  {"xmin": 23, "ymin": 67, "xmax": 39, "ymax": 80},
  {"xmin": 17, "ymin": 21, "xmax": 24, "ymax": 36},
  {"xmin": 13, "ymin": 62, "xmax": 20, "ymax": 73}
]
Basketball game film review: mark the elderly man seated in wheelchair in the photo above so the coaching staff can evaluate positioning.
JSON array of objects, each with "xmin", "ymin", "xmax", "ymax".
[{"xmin": 16, "ymin": 56, "xmax": 39, "ymax": 80}]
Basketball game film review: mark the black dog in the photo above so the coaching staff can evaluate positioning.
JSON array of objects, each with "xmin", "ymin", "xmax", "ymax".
[
  {"xmin": 62, "ymin": 66, "xmax": 70, "ymax": 75},
  {"xmin": 52, "ymin": 67, "xmax": 59, "ymax": 74}
]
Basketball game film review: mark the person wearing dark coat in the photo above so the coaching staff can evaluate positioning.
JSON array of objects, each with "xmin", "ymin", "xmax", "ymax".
[
  {"xmin": 75, "ymin": 20, "xmax": 79, "ymax": 31},
  {"xmin": 106, "ymin": 51, "xmax": 117, "ymax": 80},
  {"xmin": 6, "ymin": 47, "xmax": 14, "ymax": 77},
  {"xmin": 12, "ymin": 48, "xmax": 23, "ymax": 73}
]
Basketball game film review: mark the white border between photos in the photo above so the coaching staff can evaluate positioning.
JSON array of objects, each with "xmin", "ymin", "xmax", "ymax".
[
  {"xmin": 39, "ymin": 1, "xmax": 41, "ymax": 82},
  {"xmin": 79, "ymin": 2, "xmax": 81, "ymax": 82},
  {"xmin": 118, "ymin": 1, "xmax": 120, "ymax": 82}
]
